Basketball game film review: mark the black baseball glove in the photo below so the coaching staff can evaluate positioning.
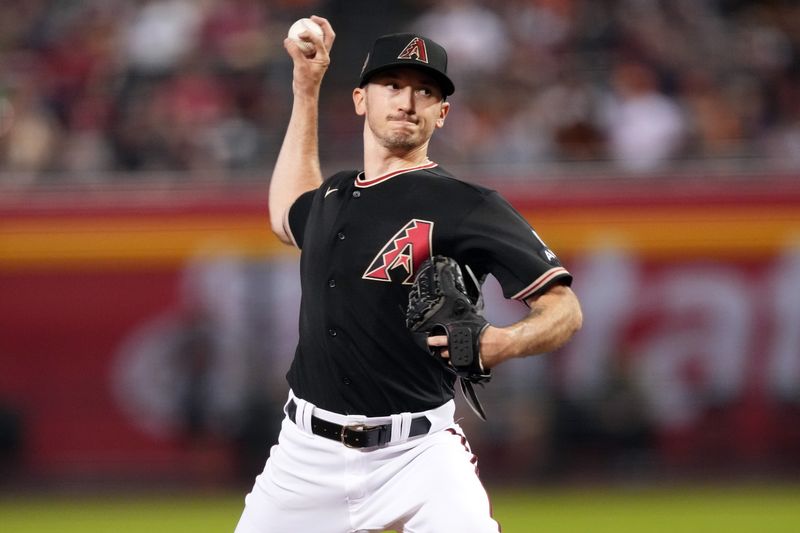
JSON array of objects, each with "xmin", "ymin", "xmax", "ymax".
[
  {"xmin": 406, "ymin": 256, "xmax": 492, "ymax": 404},
  {"xmin": 406, "ymin": 256, "xmax": 492, "ymax": 418}
]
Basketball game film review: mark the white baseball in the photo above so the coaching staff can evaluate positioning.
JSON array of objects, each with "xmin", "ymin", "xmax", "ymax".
[{"xmin": 287, "ymin": 18, "xmax": 323, "ymax": 56}]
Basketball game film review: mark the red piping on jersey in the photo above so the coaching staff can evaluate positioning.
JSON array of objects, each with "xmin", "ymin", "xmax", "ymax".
[
  {"xmin": 512, "ymin": 266, "xmax": 570, "ymax": 301},
  {"xmin": 355, "ymin": 161, "xmax": 438, "ymax": 188}
]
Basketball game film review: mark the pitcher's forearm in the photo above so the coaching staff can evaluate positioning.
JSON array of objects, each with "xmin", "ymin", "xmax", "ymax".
[
  {"xmin": 269, "ymin": 19, "xmax": 334, "ymax": 243},
  {"xmin": 480, "ymin": 285, "xmax": 582, "ymax": 368}
]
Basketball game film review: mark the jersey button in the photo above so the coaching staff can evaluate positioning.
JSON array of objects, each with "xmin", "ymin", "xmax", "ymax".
[
  {"xmin": 328, "ymin": 279, "xmax": 336, "ymax": 288},
  {"xmin": 343, "ymin": 377, "xmax": 352, "ymax": 385},
  {"xmin": 352, "ymin": 191, "xmax": 361, "ymax": 198},
  {"xmin": 328, "ymin": 328, "xmax": 337, "ymax": 337},
  {"xmin": 336, "ymin": 232, "xmax": 346, "ymax": 241}
]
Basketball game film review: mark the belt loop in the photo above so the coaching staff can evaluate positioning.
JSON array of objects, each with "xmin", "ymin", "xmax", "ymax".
[
  {"xmin": 400, "ymin": 412, "xmax": 413, "ymax": 441},
  {"xmin": 389, "ymin": 414, "xmax": 402, "ymax": 443},
  {"xmin": 293, "ymin": 398, "xmax": 311, "ymax": 433},
  {"xmin": 301, "ymin": 402, "xmax": 314, "ymax": 434},
  {"xmin": 390, "ymin": 412, "xmax": 413, "ymax": 443}
]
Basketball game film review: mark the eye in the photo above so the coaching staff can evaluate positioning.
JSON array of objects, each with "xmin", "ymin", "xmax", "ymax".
[{"xmin": 417, "ymin": 85, "xmax": 438, "ymax": 98}]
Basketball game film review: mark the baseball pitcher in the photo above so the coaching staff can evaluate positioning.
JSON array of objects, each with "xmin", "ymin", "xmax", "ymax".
[{"xmin": 235, "ymin": 16, "xmax": 582, "ymax": 533}]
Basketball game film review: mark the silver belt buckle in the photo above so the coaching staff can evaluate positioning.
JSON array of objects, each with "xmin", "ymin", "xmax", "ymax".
[{"xmin": 340, "ymin": 423, "xmax": 372, "ymax": 448}]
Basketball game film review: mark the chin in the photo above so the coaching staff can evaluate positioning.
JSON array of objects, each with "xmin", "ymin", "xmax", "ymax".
[
  {"xmin": 380, "ymin": 133, "xmax": 420, "ymax": 151},
  {"xmin": 384, "ymin": 139, "xmax": 419, "ymax": 151}
]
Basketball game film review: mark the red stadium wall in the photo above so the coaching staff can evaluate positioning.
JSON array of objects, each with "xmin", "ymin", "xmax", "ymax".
[
  {"xmin": 0, "ymin": 184, "xmax": 287, "ymax": 483},
  {"xmin": 1, "ymin": 175, "xmax": 799, "ymax": 483}
]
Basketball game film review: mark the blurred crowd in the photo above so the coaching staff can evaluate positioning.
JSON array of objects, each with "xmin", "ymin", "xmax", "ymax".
[{"xmin": 1, "ymin": 0, "xmax": 799, "ymax": 183}]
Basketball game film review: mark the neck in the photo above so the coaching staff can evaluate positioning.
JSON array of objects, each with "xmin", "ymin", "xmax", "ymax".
[{"xmin": 362, "ymin": 132, "xmax": 431, "ymax": 179}]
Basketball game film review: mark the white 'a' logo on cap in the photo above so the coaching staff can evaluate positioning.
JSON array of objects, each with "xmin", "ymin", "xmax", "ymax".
[{"xmin": 397, "ymin": 37, "xmax": 428, "ymax": 63}]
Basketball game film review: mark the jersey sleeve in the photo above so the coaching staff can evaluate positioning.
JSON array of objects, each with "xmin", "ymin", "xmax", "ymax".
[
  {"xmin": 286, "ymin": 189, "xmax": 316, "ymax": 249},
  {"xmin": 454, "ymin": 191, "xmax": 572, "ymax": 301}
]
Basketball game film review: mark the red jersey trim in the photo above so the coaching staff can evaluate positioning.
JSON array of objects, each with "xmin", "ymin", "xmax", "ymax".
[
  {"xmin": 512, "ymin": 267, "xmax": 570, "ymax": 301},
  {"xmin": 355, "ymin": 161, "xmax": 438, "ymax": 188}
]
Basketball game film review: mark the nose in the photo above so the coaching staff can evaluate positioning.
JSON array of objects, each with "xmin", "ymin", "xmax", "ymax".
[{"xmin": 395, "ymin": 86, "xmax": 415, "ymax": 112}]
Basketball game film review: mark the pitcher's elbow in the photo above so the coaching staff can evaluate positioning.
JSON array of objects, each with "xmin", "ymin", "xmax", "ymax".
[
  {"xmin": 269, "ymin": 213, "xmax": 294, "ymax": 246},
  {"xmin": 572, "ymin": 301, "xmax": 583, "ymax": 334}
]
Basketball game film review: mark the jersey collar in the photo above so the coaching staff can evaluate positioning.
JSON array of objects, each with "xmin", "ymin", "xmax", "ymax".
[{"xmin": 355, "ymin": 161, "xmax": 438, "ymax": 188}]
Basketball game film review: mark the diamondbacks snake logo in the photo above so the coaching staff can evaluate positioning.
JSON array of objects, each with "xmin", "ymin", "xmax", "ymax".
[
  {"xmin": 397, "ymin": 37, "xmax": 429, "ymax": 64},
  {"xmin": 363, "ymin": 219, "xmax": 433, "ymax": 283}
]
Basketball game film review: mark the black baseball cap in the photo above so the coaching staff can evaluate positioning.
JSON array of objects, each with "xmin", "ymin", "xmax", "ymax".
[{"xmin": 359, "ymin": 33, "xmax": 455, "ymax": 96}]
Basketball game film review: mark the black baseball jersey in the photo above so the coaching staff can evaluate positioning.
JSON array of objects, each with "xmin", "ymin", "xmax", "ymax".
[{"xmin": 285, "ymin": 162, "xmax": 572, "ymax": 416}]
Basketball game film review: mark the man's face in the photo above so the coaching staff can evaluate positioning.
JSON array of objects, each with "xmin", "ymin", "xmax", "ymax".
[{"xmin": 353, "ymin": 68, "xmax": 450, "ymax": 152}]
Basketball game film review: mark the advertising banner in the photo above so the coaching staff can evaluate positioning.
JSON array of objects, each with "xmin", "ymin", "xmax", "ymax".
[{"xmin": 1, "ymin": 176, "xmax": 799, "ymax": 481}]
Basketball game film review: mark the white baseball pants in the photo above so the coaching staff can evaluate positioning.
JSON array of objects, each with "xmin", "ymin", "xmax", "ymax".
[{"xmin": 234, "ymin": 392, "xmax": 500, "ymax": 533}]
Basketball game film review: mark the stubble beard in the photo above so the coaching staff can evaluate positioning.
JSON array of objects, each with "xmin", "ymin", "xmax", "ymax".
[
  {"xmin": 367, "ymin": 113, "xmax": 423, "ymax": 152},
  {"xmin": 379, "ymin": 131, "xmax": 418, "ymax": 151}
]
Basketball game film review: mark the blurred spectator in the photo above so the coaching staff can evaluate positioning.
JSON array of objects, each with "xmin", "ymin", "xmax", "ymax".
[
  {"xmin": 505, "ymin": 0, "xmax": 577, "ymax": 51},
  {"xmin": 764, "ymin": 75, "xmax": 800, "ymax": 169},
  {"xmin": 531, "ymin": 68, "xmax": 606, "ymax": 162},
  {"xmin": 0, "ymin": 73, "xmax": 61, "ymax": 179},
  {"xmin": 201, "ymin": 0, "xmax": 273, "ymax": 72},
  {"xmin": 410, "ymin": 0, "xmax": 511, "ymax": 79},
  {"xmin": 156, "ymin": 59, "xmax": 230, "ymax": 171},
  {"xmin": 123, "ymin": 0, "xmax": 204, "ymax": 76},
  {"xmin": 602, "ymin": 60, "xmax": 687, "ymax": 172},
  {"xmin": 678, "ymin": 69, "xmax": 747, "ymax": 159}
]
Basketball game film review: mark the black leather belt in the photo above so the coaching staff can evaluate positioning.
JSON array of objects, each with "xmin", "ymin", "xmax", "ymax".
[{"xmin": 287, "ymin": 399, "xmax": 432, "ymax": 448}]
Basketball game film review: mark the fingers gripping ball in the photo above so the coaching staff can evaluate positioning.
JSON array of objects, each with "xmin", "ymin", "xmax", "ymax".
[
  {"xmin": 406, "ymin": 256, "xmax": 491, "ymax": 384},
  {"xmin": 287, "ymin": 18, "xmax": 323, "ymax": 56}
]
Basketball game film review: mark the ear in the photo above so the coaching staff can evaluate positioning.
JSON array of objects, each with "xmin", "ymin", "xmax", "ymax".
[
  {"xmin": 435, "ymin": 101, "xmax": 450, "ymax": 129},
  {"xmin": 353, "ymin": 87, "xmax": 366, "ymax": 116}
]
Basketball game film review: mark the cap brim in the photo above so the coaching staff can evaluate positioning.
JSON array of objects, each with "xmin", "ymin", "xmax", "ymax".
[{"xmin": 360, "ymin": 63, "xmax": 455, "ymax": 97}]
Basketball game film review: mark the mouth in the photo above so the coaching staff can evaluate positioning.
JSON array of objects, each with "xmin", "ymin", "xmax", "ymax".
[{"xmin": 387, "ymin": 115, "xmax": 418, "ymax": 125}]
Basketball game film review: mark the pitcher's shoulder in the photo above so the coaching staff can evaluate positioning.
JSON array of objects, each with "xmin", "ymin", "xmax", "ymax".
[{"xmin": 416, "ymin": 165, "xmax": 495, "ymax": 197}]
